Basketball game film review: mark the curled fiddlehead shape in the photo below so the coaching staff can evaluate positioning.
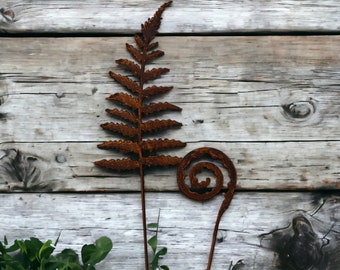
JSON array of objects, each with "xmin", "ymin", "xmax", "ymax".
[
  {"xmin": 177, "ymin": 147, "xmax": 237, "ymax": 270},
  {"xmin": 177, "ymin": 147, "xmax": 237, "ymax": 201}
]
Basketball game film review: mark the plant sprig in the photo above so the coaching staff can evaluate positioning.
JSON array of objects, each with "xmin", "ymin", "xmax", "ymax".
[{"xmin": 148, "ymin": 209, "xmax": 169, "ymax": 270}]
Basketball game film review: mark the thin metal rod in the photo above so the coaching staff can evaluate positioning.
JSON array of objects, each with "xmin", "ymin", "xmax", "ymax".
[
  {"xmin": 207, "ymin": 189, "xmax": 235, "ymax": 270},
  {"xmin": 137, "ymin": 30, "xmax": 149, "ymax": 269},
  {"xmin": 139, "ymin": 168, "xmax": 149, "ymax": 270},
  {"xmin": 206, "ymin": 206, "xmax": 223, "ymax": 270}
]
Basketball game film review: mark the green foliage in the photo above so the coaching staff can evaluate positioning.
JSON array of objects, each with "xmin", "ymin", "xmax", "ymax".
[
  {"xmin": 0, "ymin": 236, "xmax": 112, "ymax": 270},
  {"xmin": 147, "ymin": 210, "xmax": 169, "ymax": 270}
]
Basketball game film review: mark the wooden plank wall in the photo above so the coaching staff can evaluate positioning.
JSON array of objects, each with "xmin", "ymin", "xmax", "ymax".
[{"xmin": 0, "ymin": 1, "xmax": 339, "ymax": 269}]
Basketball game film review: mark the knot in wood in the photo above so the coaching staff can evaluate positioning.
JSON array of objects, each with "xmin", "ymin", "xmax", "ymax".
[
  {"xmin": 281, "ymin": 215, "xmax": 326, "ymax": 270},
  {"xmin": 0, "ymin": 8, "xmax": 15, "ymax": 23},
  {"xmin": 0, "ymin": 94, "xmax": 8, "ymax": 106},
  {"xmin": 177, "ymin": 147, "xmax": 237, "ymax": 201},
  {"xmin": 282, "ymin": 99, "xmax": 317, "ymax": 122}
]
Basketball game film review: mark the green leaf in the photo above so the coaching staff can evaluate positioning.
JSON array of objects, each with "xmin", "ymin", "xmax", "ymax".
[
  {"xmin": 81, "ymin": 237, "xmax": 112, "ymax": 266},
  {"xmin": 150, "ymin": 247, "xmax": 168, "ymax": 270},
  {"xmin": 147, "ymin": 235, "xmax": 157, "ymax": 254},
  {"xmin": 0, "ymin": 258, "xmax": 26, "ymax": 270},
  {"xmin": 81, "ymin": 243, "xmax": 96, "ymax": 264},
  {"xmin": 11, "ymin": 252, "xmax": 29, "ymax": 269},
  {"xmin": 151, "ymin": 253, "xmax": 159, "ymax": 270},
  {"xmin": 15, "ymin": 240, "xmax": 27, "ymax": 255},
  {"xmin": 41, "ymin": 260, "xmax": 60, "ymax": 270},
  {"xmin": 0, "ymin": 241, "xmax": 6, "ymax": 254},
  {"xmin": 56, "ymin": 248, "xmax": 79, "ymax": 263},
  {"xmin": 156, "ymin": 247, "xmax": 167, "ymax": 256},
  {"xmin": 5, "ymin": 241, "xmax": 20, "ymax": 253},
  {"xmin": 38, "ymin": 240, "xmax": 55, "ymax": 261},
  {"xmin": 59, "ymin": 263, "xmax": 83, "ymax": 270},
  {"xmin": 160, "ymin": 265, "xmax": 170, "ymax": 270},
  {"xmin": 84, "ymin": 266, "xmax": 96, "ymax": 270},
  {"xmin": 147, "ymin": 223, "xmax": 158, "ymax": 229},
  {"xmin": 24, "ymin": 237, "xmax": 44, "ymax": 262}
]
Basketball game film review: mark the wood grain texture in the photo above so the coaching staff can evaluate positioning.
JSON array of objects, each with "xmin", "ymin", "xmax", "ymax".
[
  {"xmin": 0, "ymin": 141, "xmax": 338, "ymax": 192},
  {"xmin": 0, "ymin": 36, "xmax": 339, "ymax": 143},
  {"xmin": 0, "ymin": 192, "xmax": 338, "ymax": 270},
  {"xmin": 0, "ymin": 1, "xmax": 339, "ymax": 269},
  {"xmin": 0, "ymin": 36, "xmax": 339, "ymax": 191},
  {"xmin": 1, "ymin": 1, "xmax": 340, "ymax": 34}
]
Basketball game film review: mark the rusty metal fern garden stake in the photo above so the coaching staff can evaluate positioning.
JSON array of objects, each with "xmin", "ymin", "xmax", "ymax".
[
  {"xmin": 95, "ymin": 2, "xmax": 237, "ymax": 269},
  {"xmin": 94, "ymin": 2, "xmax": 186, "ymax": 269}
]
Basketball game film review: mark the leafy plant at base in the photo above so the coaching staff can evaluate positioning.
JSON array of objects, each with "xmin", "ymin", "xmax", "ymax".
[
  {"xmin": 0, "ymin": 235, "xmax": 112, "ymax": 270},
  {"xmin": 148, "ymin": 210, "xmax": 169, "ymax": 270},
  {"xmin": 94, "ymin": 2, "xmax": 185, "ymax": 269}
]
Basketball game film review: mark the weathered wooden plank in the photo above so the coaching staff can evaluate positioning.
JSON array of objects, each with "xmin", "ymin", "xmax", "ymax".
[
  {"xmin": 0, "ymin": 36, "xmax": 338, "ymax": 191},
  {"xmin": 1, "ymin": 1, "xmax": 340, "ymax": 34},
  {"xmin": 0, "ymin": 141, "xmax": 338, "ymax": 192},
  {"xmin": 0, "ymin": 192, "xmax": 338, "ymax": 269},
  {"xmin": 0, "ymin": 2, "xmax": 337, "ymax": 270},
  {"xmin": 0, "ymin": 36, "xmax": 339, "ymax": 142},
  {"xmin": 0, "ymin": 92, "xmax": 338, "ymax": 142}
]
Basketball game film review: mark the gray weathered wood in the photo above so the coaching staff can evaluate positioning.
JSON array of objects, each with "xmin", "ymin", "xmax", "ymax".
[
  {"xmin": 0, "ymin": 36, "xmax": 339, "ymax": 191},
  {"xmin": 0, "ymin": 36, "xmax": 339, "ymax": 143},
  {"xmin": 0, "ymin": 1, "xmax": 339, "ymax": 269},
  {"xmin": 1, "ymin": 1, "xmax": 340, "ymax": 34},
  {"xmin": 0, "ymin": 192, "xmax": 338, "ymax": 270},
  {"xmin": 0, "ymin": 92, "xmax": 338, "ymax": 142},
  {"xmin": 0, "ymin": 141, "xmax": 339, "ymax": 192}
]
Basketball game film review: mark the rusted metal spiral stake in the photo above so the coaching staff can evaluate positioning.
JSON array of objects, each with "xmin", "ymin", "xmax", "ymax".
[{"xmin": 177, "ymin": 147, "xmax": 237, "ymax": 270}]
